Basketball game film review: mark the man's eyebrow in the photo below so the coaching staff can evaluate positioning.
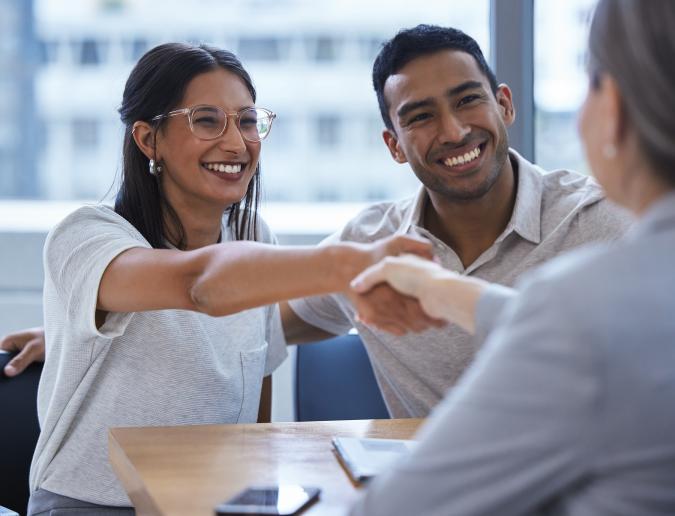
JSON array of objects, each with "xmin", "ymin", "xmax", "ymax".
[
  {"xmin": 446, "ymin": 80, "xmax": 485, "ymax": 98},
  {"xmin": 397, "ymin": 98, "xmax": 434, "ymax": 119}
]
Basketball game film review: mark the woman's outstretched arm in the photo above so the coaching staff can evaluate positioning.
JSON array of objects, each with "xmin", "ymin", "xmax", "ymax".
[{"xmin": 96, "ymin": 236, "xmax": 433, "ymax": 317}]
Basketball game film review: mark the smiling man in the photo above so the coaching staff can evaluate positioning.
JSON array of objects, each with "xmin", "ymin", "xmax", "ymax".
[{"xmin": 282, "ymin": 24, "xmax": 633, "ymax": 417}]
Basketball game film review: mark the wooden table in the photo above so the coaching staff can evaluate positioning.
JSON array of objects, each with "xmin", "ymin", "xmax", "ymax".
[{"xmin": 109, "ymin": 418, "xmax": 422, "ymax": 516}]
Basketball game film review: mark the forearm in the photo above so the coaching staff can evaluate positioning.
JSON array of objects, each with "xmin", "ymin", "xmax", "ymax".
[{"xmin": 190, "ymin": 242, "xmax": 370, "ymax": 317}]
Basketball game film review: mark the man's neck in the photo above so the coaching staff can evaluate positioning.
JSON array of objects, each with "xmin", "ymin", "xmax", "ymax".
[{"xmin": 423, "ymin": 157, "xmax": 517, "ymax": 268}]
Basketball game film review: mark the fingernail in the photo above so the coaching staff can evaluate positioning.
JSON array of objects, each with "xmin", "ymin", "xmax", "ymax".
[{"xmin": 4, "ymin": 365, "xmax": 17, "ymax": 377}]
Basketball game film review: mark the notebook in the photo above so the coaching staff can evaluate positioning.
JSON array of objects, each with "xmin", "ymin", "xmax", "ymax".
[{"xmin": 331, "ymin": 436, "xmax": 416, "ymax": 483}]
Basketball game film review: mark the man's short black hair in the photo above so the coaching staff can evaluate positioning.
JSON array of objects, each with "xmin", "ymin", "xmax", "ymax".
[{"xmin": 372, "ymin": 24, "xmax": 498, "ymax": 131}]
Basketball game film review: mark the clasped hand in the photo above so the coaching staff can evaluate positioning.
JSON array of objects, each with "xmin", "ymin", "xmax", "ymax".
[{"xmin": 348, "ymin": 252, "xmax": 449, "ymax": 335}]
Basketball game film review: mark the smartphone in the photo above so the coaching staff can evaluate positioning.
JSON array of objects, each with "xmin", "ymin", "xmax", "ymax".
[{"xmin": 215, "ymin": 485, "xmax": 321, "ymax": 515}]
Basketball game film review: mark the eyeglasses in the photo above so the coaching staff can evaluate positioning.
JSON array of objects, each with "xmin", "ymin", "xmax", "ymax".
[{"xmin": 151, "ymin": 105, "xmax": 276, "ymax": 142}]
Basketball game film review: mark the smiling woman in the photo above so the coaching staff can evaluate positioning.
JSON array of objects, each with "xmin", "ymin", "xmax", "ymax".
[
  {"xmin": 26, "ymin": 42, "xmax": 433, "ymax": 515},
  {"xmin": 129, "ymin": 67, "xmax": 266, "ymax": 248}
]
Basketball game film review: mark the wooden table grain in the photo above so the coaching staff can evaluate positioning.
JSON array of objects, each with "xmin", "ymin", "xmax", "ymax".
[{"xmin": 109, "ymin": 418, "xmax": 423, "ymax": 516}]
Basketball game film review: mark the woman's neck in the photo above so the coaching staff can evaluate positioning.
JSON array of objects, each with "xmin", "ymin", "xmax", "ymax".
[
  {"xmin": 623, "ymin": 167, "xmax": 673, "ymax": 216},
  {"xmin": 163, "ymin": 201, "xmax": 225, "ymax": 250}
]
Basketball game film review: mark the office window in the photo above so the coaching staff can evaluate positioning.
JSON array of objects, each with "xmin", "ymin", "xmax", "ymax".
[
  {"xmin": 316, "ymin": 115, "xmax": 341, "ymax": 148},
  {"xmin": 534, "ymin": 0, "xmax": 597, "ymax": 175},
  {"xmin": 263, "ymin": 115, "xmax": 290, "ymax": 148},
  {"xmin": 0, "ymin": 0, "xmax": 489, "ymax": 202},
  {"xmin": 366, "ymin": 186, "xmax": 388, "ymax": 200},
  {"xmin": 315, "ymin": 186, "xmax": 340, "ymax": 202},
  {"xmin": 0, "ymin": 1, "xmax": 19, "ymax": 42},
  {"xmin": 122, "ymin": 37, "xmax": 148, "ymax": 62},
  {"xmin": 238, "ymin": 37, "xmax": 289, "ymax": 61},
  {"xmin": 74, "ymin": 38, "xmax": 106, "ymax": 66},
  {"xmin": 306, "ymin": 36, "xmax": 341, "ymax": 62},
  {"xmin": 0, "ymin": 118, "xmax": 13, "ymax": 146},
  {"xmin": 71, "ymin": 118, "xmax": 99, "ymax": 149},
  {"xmin": 101, "ymin": 0, "xmax": 125, "ymax": 12},
  {"xmin": 359, "ymin": 36, "xmax": 384, "ymax": 62},
  {"xmin": 365, "ymin": 116, "xmax": 385, "ymax": 147},
  {"xmin": 38, "ymin": 39, "xmax": 59, "ymax": 64}
]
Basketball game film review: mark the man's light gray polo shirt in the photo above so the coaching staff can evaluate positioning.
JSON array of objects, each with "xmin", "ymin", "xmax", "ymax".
[{"xmin": 289, "ymin": 150, "xmax": 634, "ymax": 418}]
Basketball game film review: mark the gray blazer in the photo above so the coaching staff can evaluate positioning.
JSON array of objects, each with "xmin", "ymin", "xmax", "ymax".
[{"xmin": 351, "ymin": 192, "xmax": 675, "ymax": 516}]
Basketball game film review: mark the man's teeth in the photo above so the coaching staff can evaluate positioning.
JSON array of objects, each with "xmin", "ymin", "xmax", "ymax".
[
  {"xmin": 204, "ymin": 163, "xmax": 242, "ymax": 174},
  {"xmin": 443, "ymin": 146, "xmax": 481, "ymax": 168}
]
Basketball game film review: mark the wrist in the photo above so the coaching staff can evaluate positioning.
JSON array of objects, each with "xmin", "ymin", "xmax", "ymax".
[
  {"xmin": 443, "ymin": 275, "xmax": 487, "ymax": 333},
  {"xmin": 325, "ymin": 242, "xmax": 371, "ymax": 290}
]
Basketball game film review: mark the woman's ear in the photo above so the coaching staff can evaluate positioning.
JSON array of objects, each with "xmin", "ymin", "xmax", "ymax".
[
  {"xmin": 131, "ymin": 121, "xmax": 158, "ymax": 161},
  {"xmin": 601, "ymin": 76, "xmax": 626, "ymax": 146}
]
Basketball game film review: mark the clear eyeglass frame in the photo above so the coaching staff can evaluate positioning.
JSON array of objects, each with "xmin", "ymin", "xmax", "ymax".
[{"xmin": 151, "ymin": 105, "xmax": 276, "ymax": 142}]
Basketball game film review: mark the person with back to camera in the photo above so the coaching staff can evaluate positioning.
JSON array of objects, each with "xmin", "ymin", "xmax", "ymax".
[
  {"xmin": 26, "ymin": 42, "xmax": 430, "ymax": 515},
  {"xmin": 349, "ymin": 1, "xmax": 675, "ymax": 514}
]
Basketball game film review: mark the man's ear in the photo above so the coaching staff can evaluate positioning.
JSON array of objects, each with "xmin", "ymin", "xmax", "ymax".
[
  {"xmin": 382, "ymin": 129, "xmax": 407, "ymax": 164},
  {"xmin": 131, "ymin": 121, "xmax": 159, "ymax": 161},
  {"xmin": 495, "ymin": 84, "xmax": 516, "ymax": 128}
]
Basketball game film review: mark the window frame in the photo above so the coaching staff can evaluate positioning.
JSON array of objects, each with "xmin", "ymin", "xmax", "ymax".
[{"xmin": 490, "ymin": 0, "xmax": 534, "ymax": 162}]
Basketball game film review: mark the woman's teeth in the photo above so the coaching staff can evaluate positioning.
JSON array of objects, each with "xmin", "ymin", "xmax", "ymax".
[
  {"xmin": 443, "ymin": 146, "xmax": 481, "ymax": 168},
  {"xmin": 204, "ymin": 163, "xmax": 242, "ymax": 174}
]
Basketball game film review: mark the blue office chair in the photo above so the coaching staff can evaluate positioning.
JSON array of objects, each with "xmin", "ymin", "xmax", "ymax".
[
  {"xmin": 0, "ymin": 353, "xmax": 42, "ymax": 515},
  {"xmin": 295, "ymin": 334, "xmax": 390, "ymax": 421}
]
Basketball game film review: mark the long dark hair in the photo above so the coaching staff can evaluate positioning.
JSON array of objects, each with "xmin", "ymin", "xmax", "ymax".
[{"xmin": 116, "ymin": 42, "xmax": 260, "ymax": 249}]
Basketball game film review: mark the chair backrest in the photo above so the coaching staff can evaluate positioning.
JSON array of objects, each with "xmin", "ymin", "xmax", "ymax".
[
  {"xmin": 295, "ymin": 334, "xmax": 390, "ymax": 421},
  {"xmin": 0, "ymin": 353, "xmax": 42, "ymax": 514}
]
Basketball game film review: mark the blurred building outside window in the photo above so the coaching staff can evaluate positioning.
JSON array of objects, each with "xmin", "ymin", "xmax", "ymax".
[
  {"xmin": 0, "ymin": 0, "xmax": 489, "ymax": 218},
  {"xmin": 534, "ymin": 0, "xmax": 597, "ymax": 175}
]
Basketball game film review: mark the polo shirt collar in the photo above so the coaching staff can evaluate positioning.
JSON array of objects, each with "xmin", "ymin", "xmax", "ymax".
[{"xmin": 398, "ymin": 148, "xmax": 543, "ymax": 244}]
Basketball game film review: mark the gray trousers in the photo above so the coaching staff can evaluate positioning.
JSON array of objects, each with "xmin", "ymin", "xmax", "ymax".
[{"xmin": 27, "ymin": 489, "xmax": 134, "ymax": 516}]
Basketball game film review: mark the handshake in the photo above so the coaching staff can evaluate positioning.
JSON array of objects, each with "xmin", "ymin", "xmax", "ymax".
[{"xmin": 343, "ymin": 233, "xmax": 489, "ymax": 336}]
